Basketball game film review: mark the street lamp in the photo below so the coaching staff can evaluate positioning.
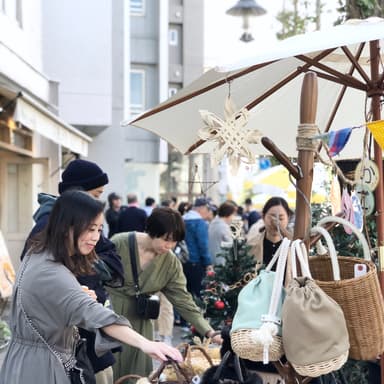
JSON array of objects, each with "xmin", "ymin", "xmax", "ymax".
[{"xmin": 226, "ymin": 0, "xmax": 267, "ymax": 42}]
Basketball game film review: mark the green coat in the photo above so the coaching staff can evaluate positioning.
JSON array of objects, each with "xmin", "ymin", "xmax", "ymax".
[{"xmin": 108, "ymin": 232, "xmax": 212, "ymax": 380}]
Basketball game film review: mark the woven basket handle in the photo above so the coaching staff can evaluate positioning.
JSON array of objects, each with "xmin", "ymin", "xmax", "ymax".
[
  {"xmin": 148, "ymin": 359, "xmax": 189, "ymax": 383},
  {"xmin": 317, "ymin": 216, "xmax": 370, "ymax": 261},
  {"xmin": 188, "ymin": 344, "xmax": 214, "ymax": 367},
  {"xmin": 310, "ymin": 226, "xmax": 340, "ymax": 281},
  {"xmin": 114, "ymin": 374, "xmax": 144, "ymax": 384},
  {"xmin": 176, "ymin": 342, "xmax": 191, "ymax": 361}
]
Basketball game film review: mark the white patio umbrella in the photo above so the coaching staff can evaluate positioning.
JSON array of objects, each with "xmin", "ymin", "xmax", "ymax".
[
  {"xmin": 127, "ymin": 18, "xmax": 384, "ymax": 160},
  {"xmin": 127, "ymin": 19, "xmax": 384, "ymax": 383}
]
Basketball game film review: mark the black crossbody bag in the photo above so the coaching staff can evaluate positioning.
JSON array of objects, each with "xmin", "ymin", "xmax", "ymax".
[{"xmin": 128, "ymin": 232, "xmax": 160, "ymax": 320}]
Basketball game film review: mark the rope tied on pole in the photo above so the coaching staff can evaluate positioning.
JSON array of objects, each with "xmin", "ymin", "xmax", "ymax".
[{"xmin": 296, "ymin": 124, "xmax": 320, "ymax": 152}]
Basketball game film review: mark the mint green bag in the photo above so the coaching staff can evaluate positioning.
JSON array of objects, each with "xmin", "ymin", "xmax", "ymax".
[{"xmin": 231, "ymin": 238, "xmax": 290, "ymax": 363}]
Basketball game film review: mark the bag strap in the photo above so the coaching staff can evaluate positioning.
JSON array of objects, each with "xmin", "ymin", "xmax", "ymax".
[
  {"xmin": 211, "ymin": 350, "xmax": 245, "ymax": 383},
  {"xmin": 317, "ymin": 215, "xmax": 371, "ymax": 261},
  {"xmin": 128, "ymin": 232, "xmax": 141, "ymax": 297},
  {"xmin": 267, "ymin": 237, "xmax": 290, "ymax": 319},
  {"xmin": 290, "ymin": 239, "xmax": 312, "ymax": 279},
  {"xmin": 310, "ymin": 226, "xmax": 340, "ymax": 280},
  {"xmin": 265, "ymin": 236, "xmax": 289, "ymax": 272},
  {"xmin": 254, "ymin": 237, "xmax": 290, "ymax": 364},
  {"xmin": 17, "ymin": 255, "xmax": 76, "ymax": 373}
]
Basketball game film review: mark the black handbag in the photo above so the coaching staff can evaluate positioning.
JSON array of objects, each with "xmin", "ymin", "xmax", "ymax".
[
  {"xmin": 68, "ymin": 336, "xmax": 96, "ymax": 384},
  {"xmin": 200, "ymin": 350, "xmax": 263, "ymax": 384},
  {"xmin": 22, "ymin": 314, "xmax": 95, "ymax": 384},
  {"xmin": 128, "ymin": 232, "xmax": 160, "ymax": 320}
]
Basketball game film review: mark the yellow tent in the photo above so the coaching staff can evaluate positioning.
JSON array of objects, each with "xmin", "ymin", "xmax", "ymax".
[{"xmin": 250, "ymin": 164, "xmax": 328, "ymax": 209}]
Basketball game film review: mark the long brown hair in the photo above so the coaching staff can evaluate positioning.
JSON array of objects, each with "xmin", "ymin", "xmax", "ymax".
[{"xmin": 29, "ymin": 190, "xmax": 105, "ymax": 275}]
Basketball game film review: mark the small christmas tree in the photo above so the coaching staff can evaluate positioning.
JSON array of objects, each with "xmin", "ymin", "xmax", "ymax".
[{"xmin": 202, "ymin": 220, "xmax": 256, "ymax": 329}]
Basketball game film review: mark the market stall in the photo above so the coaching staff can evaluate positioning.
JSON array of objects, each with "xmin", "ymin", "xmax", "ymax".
[{"xmin": 127, "ymin": 18, "xmax": 384, "ymax": 384}]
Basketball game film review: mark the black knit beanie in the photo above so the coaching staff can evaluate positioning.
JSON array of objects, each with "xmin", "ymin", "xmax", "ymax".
[{"xmin": 58, "ymin": 159, "xmax": 109, "ymax": 194}]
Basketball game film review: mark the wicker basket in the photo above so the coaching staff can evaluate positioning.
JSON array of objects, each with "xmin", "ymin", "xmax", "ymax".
[
  {"xmin": 308, "ymin": 216, "xmax": 384, "ymax": 361},
  {"xmin": 291, "ymin": 351, "xmax": 349, "ymax": 377},
  {"xmin": 309, "ymin": 255, "xmax": 384, "ymax": 360},
  {"xmin": 156, "ymin": 343, "xmax": 216, "ymax": 381},
  {"xmin": 231, "ymin": 329, "xmax": 284, "ymax": 362}
]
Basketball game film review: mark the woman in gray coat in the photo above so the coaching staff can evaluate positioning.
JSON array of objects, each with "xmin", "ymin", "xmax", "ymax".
[{"xmin": 0, "ymin": 190, "xmax": 182, "ymax": 384}]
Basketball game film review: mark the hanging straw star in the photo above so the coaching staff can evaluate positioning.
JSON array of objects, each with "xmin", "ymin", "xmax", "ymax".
[
  {"xmin": 199, "ymin": 96, "xmax": 262, "ymax": 172},
  {"xmin": 230, "ymin": 217, "xmax": 244, "ymax": 240}
]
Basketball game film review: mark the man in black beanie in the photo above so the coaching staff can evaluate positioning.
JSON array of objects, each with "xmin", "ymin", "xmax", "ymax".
[
  {"xmin": 21, "ymin": 158, "xmax": 124, "ymax": 384},
  {"xmin": 58, "ymin": 159, "xmax": 109, "ymax": 197}
]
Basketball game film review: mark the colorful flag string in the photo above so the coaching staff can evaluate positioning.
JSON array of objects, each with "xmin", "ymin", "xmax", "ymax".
[
  {"xmin": 312, "ymin": 120, "xmax": 384, "ymax": 157},
  {"xmin": 366, "ymin": 120, "xmax": 384, "ymax": 149}
]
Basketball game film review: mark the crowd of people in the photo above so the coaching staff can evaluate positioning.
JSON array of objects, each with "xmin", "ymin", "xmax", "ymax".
[{"xmin": 0, "ymin": 158, "xmax": 295, "ymax": 384}]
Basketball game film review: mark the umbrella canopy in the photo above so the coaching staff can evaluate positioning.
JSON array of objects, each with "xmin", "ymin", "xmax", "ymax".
[{"xmin": 128, "ymin": 18, "xmax": 384, "ymax": 160}]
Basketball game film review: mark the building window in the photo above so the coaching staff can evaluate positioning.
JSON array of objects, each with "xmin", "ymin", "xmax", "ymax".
[
  {"xmin": 130, "ymin": 0, "xmax": 145, "ymax": 16},
  {"xmin": 130, "ymin": 70, "xmax": 145, "ymax": 116},
  {"xmin": 168, "ymin": 88, "xmax": 178, "ymax": 98},
  {"xmin": 169, "ymin": 29, "xmax": 178, "ymax": 46}
]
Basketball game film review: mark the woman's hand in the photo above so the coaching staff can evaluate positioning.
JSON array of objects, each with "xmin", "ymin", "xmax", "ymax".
[
  {"xmin": 205, "ymin": 330, "xmax": 223, "ymax": 345},
  {"xmin": 103, "ymin": 324, "xmax": 183, "ymax": 362},
  {"xmin": 140, "ymin": 340, "xmax": 183, "ymax": 362},
  {"xmin": 81, "ymin": 285, "xmax": 97, "ymax": 301}
]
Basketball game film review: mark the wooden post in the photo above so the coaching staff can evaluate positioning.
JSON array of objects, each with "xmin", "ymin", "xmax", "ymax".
[
  {"xmin": 293, "ymin": 72, "xmax": 318, "ymax": 241},
  {"xmin": 272, "ymin": 72, "xmax": 318, "ymax": 384}
]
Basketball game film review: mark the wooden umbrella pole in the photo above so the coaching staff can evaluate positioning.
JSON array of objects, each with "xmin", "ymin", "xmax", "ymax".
[
  {"xmin": 293, "ymin": 71, "xmax": 318, "ymax": 242},
  {"xmin": 271, "ymin": 72, "xmax": 319, "ymax": 384},
  {"xmin": 291, "ymin": 71, "xmax": 318, "ymax": 384}
]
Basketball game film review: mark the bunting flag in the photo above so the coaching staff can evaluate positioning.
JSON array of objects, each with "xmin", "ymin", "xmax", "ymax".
[
  {"xmin": 326, "ymin": 127, "xmax": 352, "ymax": 157},
  {"xmin": 366, "ymin": 120, "xmax": 384, "ymax": 149}
]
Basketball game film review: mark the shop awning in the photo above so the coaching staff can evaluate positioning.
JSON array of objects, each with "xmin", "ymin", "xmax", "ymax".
[{"xmin": 1, "ymin": 87, "xmax": 91, "ymax": 156}]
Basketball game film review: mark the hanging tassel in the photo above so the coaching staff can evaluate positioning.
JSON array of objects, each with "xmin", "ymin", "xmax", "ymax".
[
  {"xmin": 316, "ymin": 240, "xmax": 328, "ymax": 256},
  {"xmin": 250, "ymin": 322, "xmax": 278, "ymax": 364}
]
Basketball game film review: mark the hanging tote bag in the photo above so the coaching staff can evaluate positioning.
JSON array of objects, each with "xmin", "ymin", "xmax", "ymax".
[
  {"xmin": 308, "ymin": 215, "xmax": 384, "ymax": 360},
  {"xmin": 230, "ymin": 238, "xmax": 290, "ymax": 363},
  {"xmin": 282, "ymin": 239, "xmax": 349, "ymax": 377}
]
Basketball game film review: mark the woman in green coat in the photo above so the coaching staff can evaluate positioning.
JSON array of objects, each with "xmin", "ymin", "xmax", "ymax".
[{"xmin": 109, "ymin": 207, "xmax": 220, "ymax": 379}]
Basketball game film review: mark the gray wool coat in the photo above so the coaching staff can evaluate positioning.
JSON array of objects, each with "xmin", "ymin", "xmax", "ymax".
[{"xmin": 0, "ymin": 251, "xmax": 130, "ymax": 384}]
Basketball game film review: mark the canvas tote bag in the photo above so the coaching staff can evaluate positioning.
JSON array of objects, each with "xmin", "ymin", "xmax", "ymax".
[
  {"xmin": 231, "ymin": 237, "xmax": 290, "ymax": 363},
  {"xmin": 282, "ymin": 239, "xmax": 349, "ymax": 377}
]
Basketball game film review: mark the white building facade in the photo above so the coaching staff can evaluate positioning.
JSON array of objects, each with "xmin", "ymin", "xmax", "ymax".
[
  {"xmin": 0, "ymin": 0, "xmax": 91, "ymax": 268},
  {"xmin": 41, "ymin": 0, "xmax": 205, "ymax": 205}
]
